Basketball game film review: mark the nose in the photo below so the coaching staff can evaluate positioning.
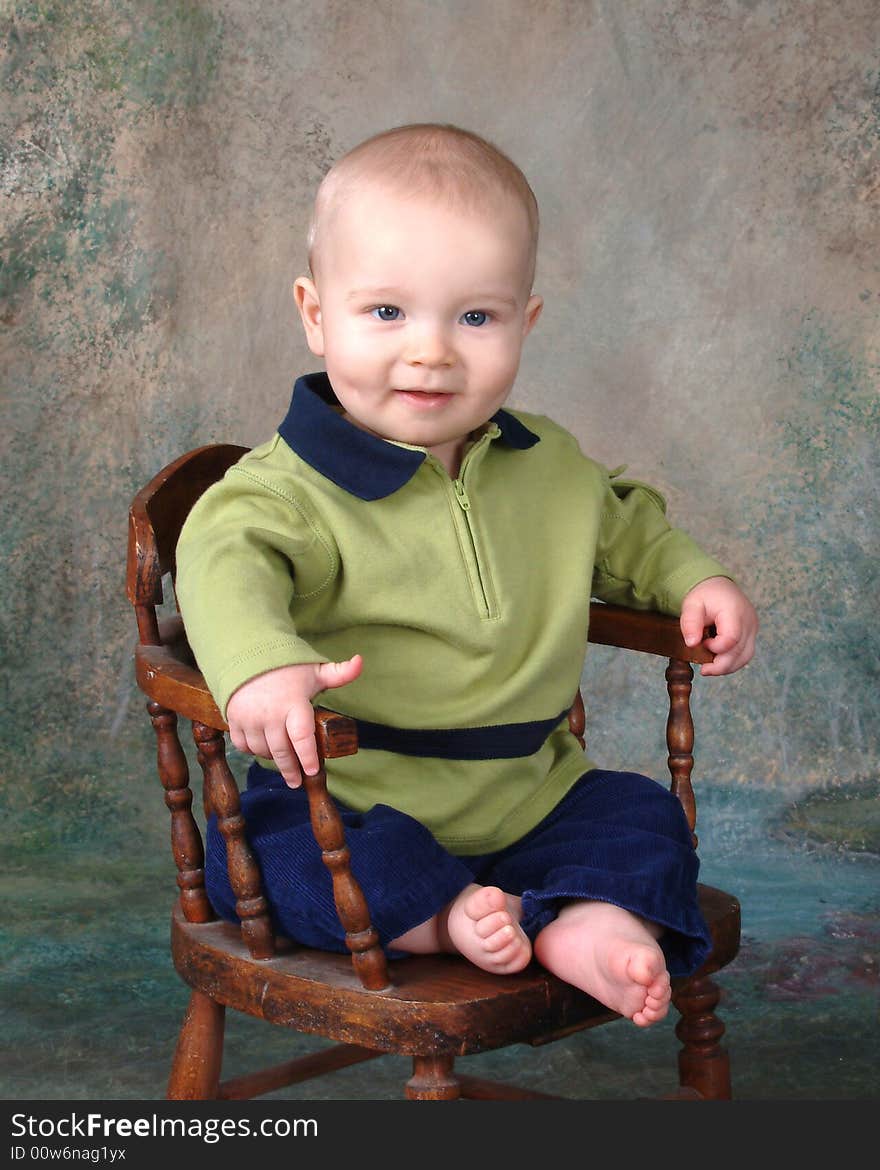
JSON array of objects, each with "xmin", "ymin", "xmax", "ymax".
[{"xmin": 404, "ymin": 322, "xmax": 455, "ymax": 368}]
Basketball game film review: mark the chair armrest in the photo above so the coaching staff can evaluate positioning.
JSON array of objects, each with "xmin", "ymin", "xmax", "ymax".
[
  {"xmin": 135, "ymin": 616, "xmax": 360, "ymax": 759},
  {"xmin": 588, "ymin": 602, "xmax": 714, "ymax": 664},
  {"xmin": 136, "ymin": 639, "xmax": 225, "ymax": 727}
]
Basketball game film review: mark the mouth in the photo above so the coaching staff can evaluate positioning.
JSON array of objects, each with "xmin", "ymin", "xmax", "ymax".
[{"xmin": 394, "ymin": 388, "xmax": 455, "ymax": 408}]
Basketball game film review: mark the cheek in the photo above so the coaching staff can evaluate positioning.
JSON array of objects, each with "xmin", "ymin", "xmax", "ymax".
[
  {"xmin": 323, "ymin": 321, "xmax": 377, "ymax": 367},
  {"xmin": 478, "ymin": 337, "xmax": 523, "ymax": 386}
]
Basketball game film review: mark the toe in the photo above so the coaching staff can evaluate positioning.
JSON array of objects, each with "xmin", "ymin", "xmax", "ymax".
[
  {"xmin": 622, "ymin": 945, "xmax": 668, "ymax": 995},
  {"xmin": 464, "ymin": 885, "xmax": 506, "ymax": 922},
  {"xmin": 482, "ymin": 922, "xmax": 519, "ymax": 953},
  {"xmin": 473, "ymin": 910, "xmax": 513, "ymax": 941},
  {"xmin": 645, "ymin": 971, "xmax": 671, "ymax": 1001},
  {"xmin": 487, "ymin": 933, "xmax": 532, "ymax": 972}
]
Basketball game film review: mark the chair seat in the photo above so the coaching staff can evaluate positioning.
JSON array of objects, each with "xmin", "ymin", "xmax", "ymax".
[{"xmin": 171, "ymin": 885, "xmax": 739, "ymax": 1057}]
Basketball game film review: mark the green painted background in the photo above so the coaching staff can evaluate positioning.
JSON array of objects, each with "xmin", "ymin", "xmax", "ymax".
[{"xmin": 2, "ymin": 1, "xmax": 878, "ymax": 855}]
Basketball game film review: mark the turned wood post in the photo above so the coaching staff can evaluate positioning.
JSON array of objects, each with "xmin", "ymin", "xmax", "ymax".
[
  {"xmin": 406, "ymin": 1055, "xmax": 461, "ymax": 1100},
  {"xmin": 665, "ymin": 658, "xmax": 697, "ymax": 845},
  {"xmin": 568, "ymin": 689, "xmax": 586, "ymax": 750},
  {"xmin": 167, "ymin": 990, "xmax": 226, "ymax": 1101},
  {"xmin": 673, "ymin": 974, "xmax": 732, "ymax": 1100},
  {"xmin": 192, "ymin": 722, "xmax": 275, "ymax": 960},
  {"xmin": 147, "ymin": 701, "xmax": 213, "ymax": 923},
  {"xmin": 302, "ymin": 757, "xmax": 390, "ymax": 992}
]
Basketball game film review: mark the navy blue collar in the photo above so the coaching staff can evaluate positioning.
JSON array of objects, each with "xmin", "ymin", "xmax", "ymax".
[{"xmin": 277, "ymin": 372, "xmax": 540, "ymax": 501}]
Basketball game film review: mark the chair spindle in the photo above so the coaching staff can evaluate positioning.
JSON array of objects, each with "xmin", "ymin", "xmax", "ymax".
[
  {"xmin": 148, "ymin": 700, "xmax": 213, "ymax": 923},
  {"xmin": 567, "ymin": 689, "xmax": 586, "ymax": 750},
  {"xmin": 192, "ymin": 722, "xmax": 275, "ymax": 960},
  {"xmin": 665, "ymin": 658, "xmax": 697, "ymax": 844},
  {"xmin": 302, "ymin": 765, "xmax": 391, "ymax": 991}
]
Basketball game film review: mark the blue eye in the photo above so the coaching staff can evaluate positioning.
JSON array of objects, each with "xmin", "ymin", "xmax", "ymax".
[
  {"xmin": 461, "ymin": 310, "xmax": 488, "ymax": 327},
  {"xmin": 372, "ymin": 305, "xmax": 400, "ymax": 321}
]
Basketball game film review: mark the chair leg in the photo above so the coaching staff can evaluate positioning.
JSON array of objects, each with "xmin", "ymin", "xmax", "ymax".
[
  {"xmin": 673, "ymin": 973, "xmax": 732, "ymax": 1100},
  {"xmin": 167, "ymin": 990, "xmax": 225, "ymax": 1100},
  {"xmin": 405, "ymin": 1055, "xmax": 462, "ymax": 1100}
]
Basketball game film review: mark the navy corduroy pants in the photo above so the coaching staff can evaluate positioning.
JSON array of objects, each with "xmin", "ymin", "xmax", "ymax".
[{"xmin": 205, "ymin": 764, "xmax": 711, "ymax": 977}]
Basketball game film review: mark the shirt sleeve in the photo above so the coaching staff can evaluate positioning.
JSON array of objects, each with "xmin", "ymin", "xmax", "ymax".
[
  {"xmin": 175, "ymin": 463, "xmax": 332, "ymax": 716},
  {"xmin": 591, "ymin": 470, "xmax": 732, "ymax": 614}
]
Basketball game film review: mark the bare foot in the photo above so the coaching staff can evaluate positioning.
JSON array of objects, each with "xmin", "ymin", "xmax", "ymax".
[
  {"xmin": 388, "ymin": 885, "xmax": 531, "ymax": 974},
  {"xmin": 441, "ymin": 884, "xmax": 532, "ymax": 974},
  {"xmin": 533, "ymin": 900, "xmax": 672, "ymax": 1027}
]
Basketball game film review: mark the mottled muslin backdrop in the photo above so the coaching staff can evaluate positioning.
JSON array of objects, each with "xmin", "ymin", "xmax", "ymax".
[{"xmin": 2, "ymin": 1, "xmax": 878, "ymax": 843}]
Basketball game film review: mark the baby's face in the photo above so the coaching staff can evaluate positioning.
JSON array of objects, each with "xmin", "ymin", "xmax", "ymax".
[{"xmin": 295, "ymin": 183, "xmax": 542, "ymax": 475}]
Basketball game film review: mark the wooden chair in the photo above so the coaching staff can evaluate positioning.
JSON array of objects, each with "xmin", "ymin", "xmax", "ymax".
[{"xmin": 127, "ymin": 444, "xmax": 740, "ymax": 1101}]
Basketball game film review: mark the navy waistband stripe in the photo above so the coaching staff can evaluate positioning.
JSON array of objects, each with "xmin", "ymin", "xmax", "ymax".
[{"xmin": 340, "ymin": 709, "xmax": 571, "ymax": 761}]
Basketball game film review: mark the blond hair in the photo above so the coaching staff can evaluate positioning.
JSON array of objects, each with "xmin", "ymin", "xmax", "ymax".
[{"xmin": 307, "ymin": 123, "xmax": 539, "ymax": 286}]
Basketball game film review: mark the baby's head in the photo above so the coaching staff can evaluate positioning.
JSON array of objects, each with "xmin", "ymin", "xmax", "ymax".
[
  {"xmin": 294, "ymin": 124, "xmax": 543, "ymax": 476},
  {"xmin": 307, "ymin": 123, "xmax": 539, "ymax": 292}
]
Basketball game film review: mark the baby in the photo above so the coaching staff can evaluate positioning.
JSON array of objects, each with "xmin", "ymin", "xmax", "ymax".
[{"xmin": 176, "ymin": 123, "xmax": 758, "ymax": 1027}]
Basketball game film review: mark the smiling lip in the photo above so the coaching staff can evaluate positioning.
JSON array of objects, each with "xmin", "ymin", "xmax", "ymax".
[{"xmin": 395, "ymin": 388, "xmax": 455, "ymax": 408}]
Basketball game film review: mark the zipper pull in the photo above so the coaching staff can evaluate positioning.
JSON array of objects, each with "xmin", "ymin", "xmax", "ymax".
[{"xmin": 453, "ymin": 480, "xmax": 471, "ymax": 510}]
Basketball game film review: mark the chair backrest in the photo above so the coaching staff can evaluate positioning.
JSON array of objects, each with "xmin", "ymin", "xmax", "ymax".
[{"xmin": 127, "ymin": 444, "xmax": 248, "ymax": 645}]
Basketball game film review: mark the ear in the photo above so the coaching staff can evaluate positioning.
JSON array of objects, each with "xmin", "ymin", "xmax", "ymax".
[
  {"xmin": 293, "ymin": 276, "xmax": 325, "ymax": 356},
  {"xmin": 522, "ymin": 294, "xmax": 543, "ymax": 338}
]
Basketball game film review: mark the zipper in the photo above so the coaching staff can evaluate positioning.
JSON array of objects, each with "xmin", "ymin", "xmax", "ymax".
[
  {"xmin": 434, "ymin": 442, "xmax": 496, "ymax": 619},
  {"xmin": 453, "ymin": 479, "xmax": 471, "ymax": 511}
]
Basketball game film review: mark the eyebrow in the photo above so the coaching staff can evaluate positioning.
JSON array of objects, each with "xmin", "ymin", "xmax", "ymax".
[
  {"xmin": 345, "ymin": 287, "xmax": 401, "ymax": 303},
  {"xmin": 345, "ymin": 287, "xmax": 520, "ymax": 308}
]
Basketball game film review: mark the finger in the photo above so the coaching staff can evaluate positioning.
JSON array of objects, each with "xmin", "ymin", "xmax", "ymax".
[
  {"xmin": 315, "ymin": 654, "xmax": 363, "ymax": 692},
  {"xmin": 701, "ymin": 643, "xmax": 751, "ymax": 676},
  {"xmin": 679, "ymin": 601, "xmax": 709, "ymax": 648},
  {"xmin": 285, "ymin": 708, "xmax": 321, "ymax": 777},
  {"xmin": 288, "ymin": 732, "xmax": 319, "ymax": 777},
  {"xmin": 733, "ymin": 629, "xmax": 757, "ymax": 670},
  {"xmin": 227, "ymin": 722, "xmax": 250, "ymax": 754},
  {"xmin": 237, "ymin": 726, "xmax": 272, "ymax": 760},
  {"xmin": 264, "ymin": 727, "xmax": 304, "ymax": 788},
  {"xmin": 703, "ymin": 621, "xmax": 740, "ymax": 655}
]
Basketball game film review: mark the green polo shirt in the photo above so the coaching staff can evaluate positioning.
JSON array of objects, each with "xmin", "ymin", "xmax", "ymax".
[{"xmin": 175, "ymin": 373, "xmax": 729, "ymax": 854}]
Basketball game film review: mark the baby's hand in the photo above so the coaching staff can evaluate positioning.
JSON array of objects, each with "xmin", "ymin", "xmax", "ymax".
[
  {"xmin": 225, "ymin": 656, "xmax": 363, "ymax": 786},
  {"xmin": 679, "ymin": 577, "xmax": 758, "ymax": 677}
]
